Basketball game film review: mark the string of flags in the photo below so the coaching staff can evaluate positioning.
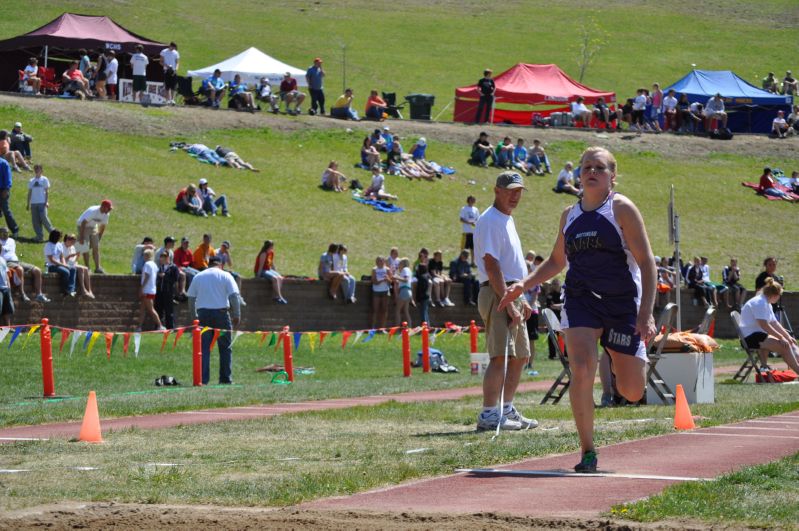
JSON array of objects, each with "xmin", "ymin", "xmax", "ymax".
[{"xmin": 2, "ymin": 321, "xmax": 481, "ymax": 358}]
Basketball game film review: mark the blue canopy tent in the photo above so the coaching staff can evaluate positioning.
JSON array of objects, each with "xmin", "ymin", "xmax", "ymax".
[{"xmin": 664, "ymin": 70, "xmax": 793, "ymax": 133}]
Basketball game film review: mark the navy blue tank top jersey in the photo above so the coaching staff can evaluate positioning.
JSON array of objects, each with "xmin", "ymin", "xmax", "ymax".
[{"xmin": 562, "ymin": 192, "xmax": 641, "ymax": 299}]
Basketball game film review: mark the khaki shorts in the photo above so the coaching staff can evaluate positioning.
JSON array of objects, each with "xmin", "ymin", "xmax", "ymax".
[
  {"xmin": 477, "ymin": 285, "xmax": 530, "ymax": 360},
  {"xmin": 75, "ymin": 226, "xmax": 99, "ymax": 254}
]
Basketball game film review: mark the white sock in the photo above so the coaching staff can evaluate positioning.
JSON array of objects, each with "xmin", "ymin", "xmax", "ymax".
[
  {"xmin": 502, "ymin": 402, "xmax": 513, "ymax": 415},
  {"xmin": 481, "ymin": 407, "xmax": 497, "ymax": 417}
]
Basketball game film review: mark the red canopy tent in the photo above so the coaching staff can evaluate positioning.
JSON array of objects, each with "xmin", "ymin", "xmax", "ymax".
[
  {"xmin": 454, "ymin": 63, "xmax": 616, "ymax": 125},
  {"xmin": 0, "ymin": 12, "xmax": 166, "ymax": 91}
]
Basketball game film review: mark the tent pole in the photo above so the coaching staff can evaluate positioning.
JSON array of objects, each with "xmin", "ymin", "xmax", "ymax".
[
  {"xmin": 44, "ymin": 45, "xmax": 48, "ymax": 68},
  {"xmin": 433, "ymin": 100, "xmax": 452, "ymax": 122}
]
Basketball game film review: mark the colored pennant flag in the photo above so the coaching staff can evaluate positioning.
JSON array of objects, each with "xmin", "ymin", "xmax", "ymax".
[
  {"xmin": 210, "ymin": 329, "xmax": 220, "ymax": 351},
  {"xmin": 388, "ymin": 327, "xmax": 399, "ymax": 340},
  {"xmin": 408, "ymin": 326, "xmax": 421, "ymax": 337},
  {"xmin": 123, "ymin": 333, "xmax": 131, "ymax": 355},
  {"xmin": 160, "ymin": 330, "xmax": 171, "ymax": 352},
  {"xmin": 341, "ymin": 331, "xmax": 352, "ymax": 349},
  {"xmin": 86, "ymin": 332, "xmax": 101, "ymax": 355},
  {"xmin": 172, "ymin": 328, "xmax": 185, "ymax": 349},
  {"xmin": 8, "ymin": 326, "xmax": 25, "ymax": 349},
  {"xmin": 318, "ymin": 331, "xmax": 328, "ymax": 347},
  {"xmin": 69, "ymin": 331, "xmax": 82, "ymax": 355},
  {"xmin": 361, "ymin": 330, "xmax": 376, "ymax": 344},
  {"xmin": 293, "ymin": 332, "xmax": 302, "ymax": 351},
  {"xmin": 133, "ymin": 333, "xmax": 141, "ymax": 356},
  {"xmin": 105, "ymin": 332, "xmax": 114, "ymax": 359},
  {"xmin": 111, "ymin": 333, "xmax": 120, "ymax": 353},
  {"xmin": 58, "ymin": 329, "xmax": 72, "ymax": 353},
  {"xmin": 274, "ymin": 332, "xmax": 285, "ymax": 352},
  {"xmin": 307, "ymin": 332, "xmax": 317, "ymax": 353},
  {"xmin": 24, "ymin": 325, "xmax": 40, "ymax": 348},
  {"xmin": 331, "ymin": 331, "xmax": 339, "ymax": 338},
  {"xmin": 231, "ymin": 330, "xmax": 244, "ymax": 347},
  {"xmin": 0, "ymin": 327, "xmax": 11, "ymax": 347},
  {"xmin": 267, "ymin": 332, "xmax": 277, "ymax": 347},
  {"xmin": 83, "ymin": 331, "xmax": 93, "ymax": 350},
  {"xmin": 200, "ymin": 326, "xmax": 211, "ymax": 335},
  {"xmin": 259, "ymin": 331, "xmax": 269, "ymax": 346},
  {"xmin": 353, "ymin": 331, "xmax": 363, "ymax": 344}
]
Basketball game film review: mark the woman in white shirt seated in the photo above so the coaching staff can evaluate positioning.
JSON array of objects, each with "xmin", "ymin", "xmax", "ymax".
[
  {"xmin": 739, "ymin": 278, "xmax": 799, "ymax": 373},
  {"xmin": 44, "ymin": 229, "xmax": 76, "ymax": 296},
  {"xmin": 570, "ymin": 97, "xmax": 592, "ymax": 125}
]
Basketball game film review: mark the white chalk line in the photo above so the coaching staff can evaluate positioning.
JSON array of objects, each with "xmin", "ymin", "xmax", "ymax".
[
  {"xmin": 714, "ymin": 425, "xmax": 799, "ymax": 431},
  {"xmin": 455, "ymin": 468, "xmax": 708, "ymax": 482},
  {"xmin": 682, "ymin": 432, "xmax": 799, "ymax": 440},
  {"xmin": 0, "ymin": 437, "xmax": 48, "ymax": 441}
]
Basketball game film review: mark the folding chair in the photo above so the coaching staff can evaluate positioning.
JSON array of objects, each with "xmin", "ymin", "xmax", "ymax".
[
  {"xmin": 38, "ymin": 67, "xmax": 61, "ymax": 95},
  {"xmin": 694, "ymin": 306, "xmax": 716, "ymax": 335},
  {"xmin": 644, "ymin": 302, "xmax": 678, "ymax": 404},
  {"xmin": 730, "ymin": 311, "xmax": 771, "ymax": 383},
  {"xmin": 17, "ymin": 71, "xmax": 34, "ymax": 94},
  {"xmin": 540, "ymin": 308, "xmax": 571, "ymax": 405},
  {"xmin": 175, "ymin": 76, "xmax": 202, "ymax": 106},
  {"xmin": 382, "ymin": 92, "xmax": 405, "ymax": 119}
]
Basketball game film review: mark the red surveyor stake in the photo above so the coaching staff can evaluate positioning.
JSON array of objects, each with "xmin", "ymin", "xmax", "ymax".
[
  {"xmin": 421, "ymin": 322, "xmax": 430, "ymax": 373},
  {"xmin": 39, "ymin": 318, "xmax": 55, "ymax": 397},
  {"xmin": 402, "ymin": 322, "xmax": 411, "ymax": 377},
  {"xmin": 192, "ymin": 320, "xmax": 202, "ymax": 386},
  {"xmin": 283, "ymin": 326, "xmax": 294, "ymax": 382},
  {"xmin": 470, "ymin": 320, "xmax": 478, "ymax": 353}
]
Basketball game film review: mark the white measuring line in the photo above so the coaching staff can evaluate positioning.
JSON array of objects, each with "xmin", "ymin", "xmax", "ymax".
[
  {"xmin": 0, "ymin": 469, "xmax": 30, "ymax": 474},
  {"xmin": 454, "ymin": 468, "xmax": 708, "ymax": 482},
  {"xmin": 747, "ymin": 418, "xmax": 799, "ymax": 424},
  {"xmin": 681, "ymin": 432, "xmax": 799, "ymax": 440},
  {"xmin": 711, "ymin": 426, "xmax": 799, "ymax": 431},
  {"xmin": 0, "ymin": 437, "xmax": 49, "ymax": 441}
]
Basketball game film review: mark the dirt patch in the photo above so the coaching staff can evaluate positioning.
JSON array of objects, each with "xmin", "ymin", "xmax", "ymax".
[
  {"xmin": 0, "ymin": 502, "xmax": 725, "ymax": 530},
  {"xmin": 2, "ymin": 93, "xmax": 796, "ymax": 161}
]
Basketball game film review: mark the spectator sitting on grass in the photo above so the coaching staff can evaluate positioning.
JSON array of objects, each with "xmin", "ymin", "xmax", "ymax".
[
  {"xmin": 200, "ymin": 69, "xmax": 226, "ymax": 108},
  {"xmin": 44, "ymin": 229, "xmax": 76, "ymax": 297},
  {"xmin": 228, "ymin": 74, "xmax": 256, "ymax": 113},
  {"xmin": 214, "ymin": 145, "xmax": 259, "ymax": 171},
  {"xmin": 365, "ymin": 89, "xmax": 387, "ymax": 121},
  {"xmin": 409, "ymin": 137, "xmax": 439, "ymax": 176},
  {"xmin": 512, "ymin": 138, "xmax": 531, "ymax": 176},
  {"xmin": 255, "ymin": 77, "xmax": 279, "ymax": 113},
  {"xmin": 787, "ymin": 105, "xmax": 799, "ymax": 134},
  {"xmin": 176, "ymin": 184, "xmax": 206, "ymax": 216},
  {"xmin": 0, "ymin": 226, "xmax": 49, "ymax": 302},
  {"xmin": 757, "ymin": 167, "xmax": 796, "ymax": 202},
  {"xmin": 783, "ymin": 70, "xmax": 798, "ymax": 95},
  {"xmin": 0, "ymin": 130, "xmax": 31, "ymax": 171},
  {"xmin": 369, "ymin": 128, "xmax": 387, "ymax": 152},
  {"xmin": 193, "ymin": 233, "xmax": 216, "ymax": 271},
  {"xmin": 10, "ymin": 123, "xmax": 32, "ymax": 160},
  {"xmin": 528, "ymin": 139, "xmax": 551, "ymax": 174},
  {"xmin": 470, "ymin": 131, "xmax": 496, "ymax": 167},
  {"xmin": 787, "ymin": 171, "xmax": 799, "ymax": 194},
  {"xmin": 174, "ymin": 236, "xmax": 199, "ymax": 287},
  {"xmin": 331, "ymin": 88, "xmax": 359, "ymax": 120},
  {"xmin": 333, "ymin": 243, "xmax": 357, "ymax": 303},
  {"xmin": 762, "ymin": 72, "xmax": 778, "ymax": 93},
  {"xmin": 363, "ymin": 164, "xmax": 397, "ymax": 200},
  {"xmin": 361, "ymin": 137, "xmax": 381, "ymax": 168},
  {"xmin": 254, "ymin": 239, "xmax": 288, "ymax": 304},
  {"xmin": 319, "ymin": 243, "xmax": 344, "ymax": 300},
  {"xmin": 772, "ymin": 110, "xmax": 789, "ymax": 138},
  {"xmin": 495, "ymin": 136, "xmax": 515, "ymax": 169},
  {"xmin": 131, "ymin": 236, "xmax": 155, "ymax": 274},
  {"xmin": 198, "ymin": 178, "xmax": 229, "ymax": 217},
  {"xmin": 321, "ymin": 160, "xmax": 346, "ymax": 192},
  {"xmin": 63, "ymin": 233, "xmax": 94, "ymax": 299},
  {"xmin": 555, "ymin": 161, "xmax": 580, "ymax": 196}
]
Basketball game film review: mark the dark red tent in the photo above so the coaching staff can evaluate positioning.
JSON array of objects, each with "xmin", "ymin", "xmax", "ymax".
[
  {"xmin": 0, "ymin": 12, "xmax": 166, "ymax": 91},
  {"xmin": 454, "ymin": 63, "xmax": 616, "ymax": 125}
]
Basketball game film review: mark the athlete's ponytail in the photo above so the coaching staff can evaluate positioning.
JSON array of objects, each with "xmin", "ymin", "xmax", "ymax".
[{"xmin": 761, "ymin": 277, "xmax": 783, "ymax": 298}]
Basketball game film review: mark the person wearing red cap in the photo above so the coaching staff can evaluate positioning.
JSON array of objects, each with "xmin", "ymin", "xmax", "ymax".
[
  {"xmin": 305, "ymin": 57, "xmax": 325, "ymax": 115},
  {"xmin": 76, "ymin": 199, "xmax": 113, "ymax": 273}
]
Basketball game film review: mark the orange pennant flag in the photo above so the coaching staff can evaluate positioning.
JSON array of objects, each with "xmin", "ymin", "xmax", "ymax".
[
  {"xmin": 105, "ymin": 333, "xmax": 114, "ymax": 359},
  {"xmin": 160, "ymin": 330, "xmax": 171, "ymax": 352},
  {"xmin": 341, "ymin": 331, "xmax": 352, "ymax": 349},
  {"xmin": 59, "ymin": 329, "xmax": 72, "ymax": 353},
  {"xmin": 210, "ymin": 329, "xmax": 220, "ymax": 351},
  {"xmin": 259, "ymin": 331, "xmax": 268, "ymax": 345},
  {"xmin": 388, "ymin": 327, "xmax": 399, "ymax": 340},
  {"xmin": 122, "ymin": 333, "xmax": 131, "ymax": 356},
  {"xmin": 319, "ymin": 331, "xmax": 328, "ymax": 347},
  {"xmin": 172, "ymin": 328, "xmax": 185, "ymax": 349}
]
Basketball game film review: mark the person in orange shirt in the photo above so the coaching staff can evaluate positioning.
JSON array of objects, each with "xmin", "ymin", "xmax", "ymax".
[
  {"xmin": 365, "ymin": 89, "xmax": 387, "ymax": 121},
  {"xmin": 254, "ymin": 239, "xmax": 287, "ymax": 304},
  {"xmin": 192, "ymin": 233, "xmax": 216, "ymax": 270}
]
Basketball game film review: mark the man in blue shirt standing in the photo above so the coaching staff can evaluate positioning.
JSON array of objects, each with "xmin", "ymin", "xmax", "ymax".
[
  {"xmin": 0, "ymin": 158, "xmax": 19, "ymax": 238},
  {"xmin": 305, "ymin": 57, "xmax": 325, "ymax": 115}
]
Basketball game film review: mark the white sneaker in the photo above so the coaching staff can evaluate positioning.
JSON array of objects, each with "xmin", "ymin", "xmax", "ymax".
[
  {"xmin": 443, "ymin": 298, "xmax": 455, "ymax": 307},
  {"xmin": 505, "ymin": 406, "xmax": 539, "ymax": 429},
  {"xmin": 476, "ymin": 411, "xmax": 523, "ymax": 432}
]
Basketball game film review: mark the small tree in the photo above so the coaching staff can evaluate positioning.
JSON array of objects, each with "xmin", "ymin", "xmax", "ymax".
[{"xmin": 575, "ymin": 17, "xmax": 608, "ymax": 83}]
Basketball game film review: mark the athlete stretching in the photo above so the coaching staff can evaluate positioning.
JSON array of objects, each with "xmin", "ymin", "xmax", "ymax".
[{"xmin": 499, "ymin": 146, "xmax": 657, "ymax": 472}]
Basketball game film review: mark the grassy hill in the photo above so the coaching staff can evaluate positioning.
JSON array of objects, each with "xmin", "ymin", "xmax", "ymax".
[
  {"xmin": 1, "ymin": 1, "xmax": 797, "ymax": 119},
  {"xmin": 0, "ymin": 1, "xmax": 796, "ymax": 287}
]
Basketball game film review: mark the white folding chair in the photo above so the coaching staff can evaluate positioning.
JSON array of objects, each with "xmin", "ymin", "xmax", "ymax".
[
  {"xmin": 540, "ymin": 308, "xmax": 571, "ymax": 405},
  {"xmin": 695, "ymin": 307, "xmax": 716, "ymax": 335},
  {"xmin": 730, "ymin": 311, "xmax": 771, "ymax": 383},
  {"xmin": 644, "ymin": 303, "xmax": 678, "ymax": 404}
]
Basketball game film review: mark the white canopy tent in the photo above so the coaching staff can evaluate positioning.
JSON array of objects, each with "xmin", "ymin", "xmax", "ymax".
[{"xmin": 187, "ymin": 47, "xmax": 307, "ymax": 86}]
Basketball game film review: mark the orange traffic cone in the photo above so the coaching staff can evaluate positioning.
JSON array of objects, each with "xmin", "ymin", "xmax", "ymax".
[
  {"xmin": 673, "ymin": 384, "xmax": 696, "ymax": 430},
  {"xmin": 78, "ymin": 390, "xmax": 104, "ymax": 443}
]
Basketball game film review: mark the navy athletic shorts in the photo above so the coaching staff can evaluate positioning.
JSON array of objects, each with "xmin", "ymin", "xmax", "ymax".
[{"xmin": 561, "ymin": 290, "xmax": 646, "ymax": 359}]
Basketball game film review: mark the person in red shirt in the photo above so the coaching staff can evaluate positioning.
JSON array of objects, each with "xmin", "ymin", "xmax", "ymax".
[
  {"xmin": 365, "ymin": 90, "xmax": 387, "ymax": 121},
  {"xmin": 60, "ymin": 61, "xmax": 90, "ymax": 99},
  {"xmin": 174, "ymin": 236, "xmax": 200, "ymax": 286},
  {"xmin": 254, "ymin": 240, "xmax": 287, "ymax": 303},
  {"xmin": 279, "ymin": 72, "xmax": 305, "ymax": 115},
  {"xmin": 757, "ymin": 167, "xmax": 796, "ymax": 201}
]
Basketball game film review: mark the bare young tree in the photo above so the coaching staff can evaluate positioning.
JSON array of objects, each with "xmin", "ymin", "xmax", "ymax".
[{"xmin": 575, "ymin": 18, "xmax": 608, "ymax": 83}]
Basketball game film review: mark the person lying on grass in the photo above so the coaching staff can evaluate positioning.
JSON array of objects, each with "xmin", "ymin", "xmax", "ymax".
[{"xmin": 214, "ymin": 145, "xmax": 259, "ymax": 171}]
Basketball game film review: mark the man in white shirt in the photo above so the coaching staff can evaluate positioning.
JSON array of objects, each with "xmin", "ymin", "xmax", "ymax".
[
  {"xmin": 105, "ymin": 50, "xmax": 119, "ymax": 100},
  {"xmin": 130, "ymin": 44, "xmax": 149, "ymax": 102},
  {"xmin": 136, "ymin": 249, "xmax": 164, "ymax": 332},
  {"xmin": 704, "ymin": 93, "xmax": 728, "ymax": 130},
  {"xmin": 159, "ymin": 42, "xmax": 180, "ymax": 105},
  {"xmin": 459, "ymin": 195, "xmax": 479, "ymax": 266},
  {"xmin": 570, "ymin": 97, "xmax": 591, "ymax": 125},
  {"xmin": 76, "ymin": 199, "xmax": 113, "ymax": 273},
  {"xmin": 0, "ymin": 226, "xmax": 49, "ymax": 303},
  {"xmin": 473, "ymin": 171, "xmax": 537, "ymax": 432},
  {"xmin": 772, "ymin": 110, "xmax": 789, "ymax": 138},
  {"xmin": 662, "ymin": 89, "xmax": 678, "ymax": 131},
  {"xmin": 187, "ymin": 256, "xmax": 241, "ymax": 385}
]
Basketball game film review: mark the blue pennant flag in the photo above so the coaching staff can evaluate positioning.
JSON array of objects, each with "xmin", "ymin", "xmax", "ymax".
[
  {"xmin": 293, "ymin": 332, "xmax": 302, "ymax": 351},
  {"xmin": 83, "ymin": 331, "xmax": 93, "ymax": 350},
  {"xmin": 7, "ymin": 326, "xmax": 25, "ymax": 349},
  {"xmin": 361, "ymin": 330, "xmax": 376, "ymax": 343}
]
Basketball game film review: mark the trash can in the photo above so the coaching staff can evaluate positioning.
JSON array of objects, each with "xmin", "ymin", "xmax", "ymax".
[{"xmin": 404, "ymin": 94, "xmax": 435, "ymax": 120}]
